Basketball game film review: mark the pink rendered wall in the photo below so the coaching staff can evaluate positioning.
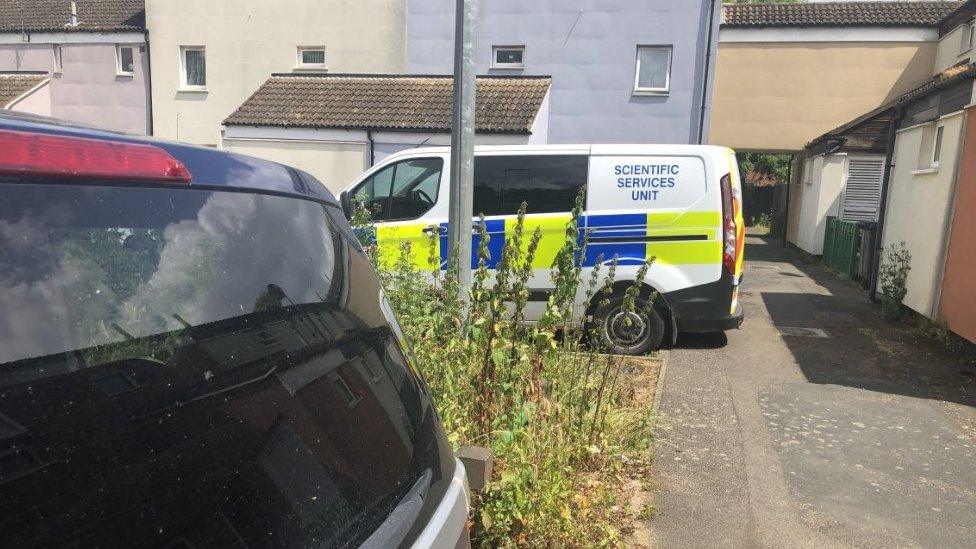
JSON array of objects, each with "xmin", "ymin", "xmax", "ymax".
[
  {"xmin": 9, "ymin": 80, "xmax": 51, "ymax": 116},
  {"xmin": 0, "ymin": 40, "xmax": 149, "ymax": 134}
]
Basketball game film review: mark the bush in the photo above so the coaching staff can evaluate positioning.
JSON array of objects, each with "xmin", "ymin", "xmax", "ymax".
[
  {"xmin": 879, "ymin": 241, "xmax": 911, "ymax": 321},
  {"xmin": 755, "ymin": 211, "xmax": 772, "ymax": 230},
  {"xmin": 355, "ymin": 198, "xmax": 655, "ymax": 546}
]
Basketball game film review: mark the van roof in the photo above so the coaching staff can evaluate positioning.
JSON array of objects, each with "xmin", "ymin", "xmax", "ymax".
[{"xmin": 382, "ymin": 143, "xmax": 735, "ymax": 162}]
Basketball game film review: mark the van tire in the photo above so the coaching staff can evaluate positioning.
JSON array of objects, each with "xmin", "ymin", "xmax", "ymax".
[{"xmin": 592, "ymin": 295, "xmax": 665, "ymax": 355}]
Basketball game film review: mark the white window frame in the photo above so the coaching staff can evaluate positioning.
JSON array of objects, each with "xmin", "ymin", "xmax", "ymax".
[
  {"xmin": 491, "ymin": 45, "xmax": 525, "ymax": 69},
  {"xmin": 962, "ymin": 19, "xmax": 975, "ymax": 54},
  {"xmin": 296, "ymin": 46, "xmax": 327, "ymax": 70},
  {"xmin": 115, "ymin": 44, "xmax": 135, "ymax": 77},
  {"xmin": 52, "ymin": 44, "xmax": 62, "ymax": 73},
  {"xmin": 931, "ymin": 124, "xmax": 945, "ymax": 167},
  {"xmin": 633, "ymin": 45, "xmax": 672, "ymax": 95},
  {"xmin": 179, "ymin": 45, "xmax": 207, "ymax": 91}
]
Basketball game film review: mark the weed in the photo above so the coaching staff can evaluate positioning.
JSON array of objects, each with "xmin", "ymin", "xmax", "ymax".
[
  {"xmin": 354, "ymin": 198, "xmax": 655, "ymax": 546},
  {"xmin": 878, "ymin": 241, "xmax": 911, "ymax": 321}
]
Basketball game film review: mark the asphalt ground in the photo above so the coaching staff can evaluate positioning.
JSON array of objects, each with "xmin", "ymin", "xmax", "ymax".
[{"xmin": 649, "ymin": 235, "xmax": 976, "ymax": 548}]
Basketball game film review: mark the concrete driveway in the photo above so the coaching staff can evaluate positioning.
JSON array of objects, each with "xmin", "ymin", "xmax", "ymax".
[{"xmin": 650, "ymin": 235, "xmax": 976, "ymax": 548}]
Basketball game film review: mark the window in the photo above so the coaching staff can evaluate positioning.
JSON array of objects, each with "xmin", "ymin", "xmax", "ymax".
[
  {"xmin": 492, "ymin": 45, "xmax": 525, "ymax": 69},
  {"xmin": 932, "ymin": 125, "xmax": 945, "ymax": 166},
  {"xmin": 634, "ymin": 45, "xmax": 672, "ymax": 95},
  {"xmin": 180, "ymin": 46, "xmax": 206, "ymax": 90},
  {"xmin": 962, "ymin": 20, "xmax": 975, "ymax": 54},
  {"xmin": 297, "ymin": 46, "xmax": 327, "ymax": 69},
  {"xmin": 915, "ymin": 123, "xmax": 946, "ymax": 172},
  {"xmin": 52, "ymin": 44, "xmax": 62, "ymax": 73},
  {"xmin": 332, "ymin": 374, "xmax": 360, "ymax": 407},
  {"xmin": 358, "ymin": 356, "xmax": 383, "ymax": 383},
  {"xmin": 803, "ymin": 158, "xmax": 814, "ymax": 186},
  {"xmin": 116, "ymin": 45, "xmax": 134, "ymax": 76},
  {"xmin": 351, "ymin": 158, "xmax": 443, "ymax": 222},
  {"xmin": 473, "ymin": 155, "xmax": 588, "ymax": 216}
]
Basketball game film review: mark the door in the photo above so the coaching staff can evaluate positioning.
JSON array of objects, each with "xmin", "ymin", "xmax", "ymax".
[{"xmin": 349, "ymin": 157, "xmax": 446, "ymax": 271}]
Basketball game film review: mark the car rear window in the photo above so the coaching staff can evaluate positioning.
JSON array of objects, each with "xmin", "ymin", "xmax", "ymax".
[{"xmin": 0, "ymin": 182, "xmax": 449, "ymax": 547}]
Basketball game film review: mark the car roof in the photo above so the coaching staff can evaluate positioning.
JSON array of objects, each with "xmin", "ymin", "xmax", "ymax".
[{"xmin": 0, "ymin": 111, "xmax": 336, "ymax": 204}]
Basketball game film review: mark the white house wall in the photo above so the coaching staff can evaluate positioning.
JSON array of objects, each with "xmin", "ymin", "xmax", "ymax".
[
  {"xmin": 221, "ymin": 126, "xmax": 534, "ymax": 193},
  {"xmin": 147, "ymin": 0, "xmax": 407, "ymax": 146},
  {"xmin": 792, "ymin": 153, "xmax": 846, "ymax": 255},
  {"xmin": 880, "ymin": 110, "xmax": 965, "ymax": 319},
  {"xmin": 934, "ymin": 24, "xmax": 973, "ymax": 76}
]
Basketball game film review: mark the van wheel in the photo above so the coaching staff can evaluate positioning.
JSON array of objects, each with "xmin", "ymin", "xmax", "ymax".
[{"xmin": 592, "ymin": 296, "xmax": 665, "ymax": 355}]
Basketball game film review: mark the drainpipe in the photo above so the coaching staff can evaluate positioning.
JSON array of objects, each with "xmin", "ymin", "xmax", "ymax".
[
  {"xmin": 697, "ymin": 0, "xmax": 719, "ymax": 144},
  {"xmin": 782, "ymin": 153, "xmax": 794, "ymax": 246},
  {"xmin": 367, "ymin": 129, "xmax": 375, "ymax": 167},
  {"xmin": 144, "ymin": 29, "xmax": 154, "ymax": 135},
  {"xmin": 869, "ymin": 107, "xmax": 901, "ymax": 301}
]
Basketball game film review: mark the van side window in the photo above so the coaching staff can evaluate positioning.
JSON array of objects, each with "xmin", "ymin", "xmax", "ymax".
[
  {"xmin": 473, "ymin": 155, "xmax": 588, "ymax": 216},
  {"xmin": 352, "ymin": 158, "xmax": 443, "ymax": 222}
]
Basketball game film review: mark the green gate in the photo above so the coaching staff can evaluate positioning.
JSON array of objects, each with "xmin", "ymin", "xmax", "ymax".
[{"xmin": 822, "ymin": 217, "xmax": 862, "ymax": 279}]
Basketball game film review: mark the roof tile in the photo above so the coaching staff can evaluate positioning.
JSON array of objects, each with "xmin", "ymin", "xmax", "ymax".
[
  {"xmin": 723, "ymin": 1, "xmax": 959, "ymax": 28},
  {"xmin": 0, "ymin": 0, "xmax": 145, "ymax": 33},
  {"xmin": 224, "ymin": 74, "xmax": 552, "ymax": 134},
  {"xmin": 0, "ymin": 72, "xmax": 47, "ymax": 108}
]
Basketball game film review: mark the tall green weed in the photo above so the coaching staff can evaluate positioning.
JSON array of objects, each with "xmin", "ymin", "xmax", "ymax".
[{"xmin": 355, "ymin": 199, "xmax": 654, "ymax": 546}]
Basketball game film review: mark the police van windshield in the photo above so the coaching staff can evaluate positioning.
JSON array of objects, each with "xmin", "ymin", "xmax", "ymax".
[{"xmin": 0, "ymin": 182, "xmax": 447, "ymax": 547}]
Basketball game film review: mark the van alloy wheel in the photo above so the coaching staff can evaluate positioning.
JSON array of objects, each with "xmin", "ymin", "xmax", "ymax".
[{"xmin": 592, "ymin": 295, "xmax": 665, "ymax": 355}]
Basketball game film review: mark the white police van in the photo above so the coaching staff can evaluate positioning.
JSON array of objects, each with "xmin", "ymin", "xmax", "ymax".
[{"xmin": 340, "ymin": 144, "xmax": 745, "ymax": 354}]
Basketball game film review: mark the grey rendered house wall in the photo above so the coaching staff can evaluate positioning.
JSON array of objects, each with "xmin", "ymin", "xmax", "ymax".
[{"xmin": 406, "ymin": 0, "xmax": 721, "ymax": 145}]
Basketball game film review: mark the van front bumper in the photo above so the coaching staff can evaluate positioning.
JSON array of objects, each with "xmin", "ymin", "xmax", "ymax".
[{"xmin": 411, "ymin": 458, "xmax": 471, "ymax": 548}]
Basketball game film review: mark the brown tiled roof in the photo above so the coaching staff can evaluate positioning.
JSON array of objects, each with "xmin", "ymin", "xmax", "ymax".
[
  {"xmin": 0, "ymin": 0, "xmax": 145, "ymax": 33},
  {"xmin": 723, "ymin": 1, "xmax": 959, "ymax": 28},
  {"xmin": 223, "ymin": 74, "xmax": 552, "ymax": 134},
  {"xmin": 0, "ymin": 72, "xmax": 47, "ymax": 108}
]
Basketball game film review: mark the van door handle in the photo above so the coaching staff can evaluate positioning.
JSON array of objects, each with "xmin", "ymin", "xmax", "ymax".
[{"xmin": 422, "ymin": 225, "xmax": 446, "ymax": 236}]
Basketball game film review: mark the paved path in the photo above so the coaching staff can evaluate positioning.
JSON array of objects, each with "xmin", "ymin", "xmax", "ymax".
[{"xmin": 650, "ymin": 235, "xmax": 976, "ymax": 548}]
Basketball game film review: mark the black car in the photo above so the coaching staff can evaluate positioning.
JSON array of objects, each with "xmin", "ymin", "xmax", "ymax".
[{"xmin": 0, "ymin": 112, "xmax": 469, "ymax": 548}]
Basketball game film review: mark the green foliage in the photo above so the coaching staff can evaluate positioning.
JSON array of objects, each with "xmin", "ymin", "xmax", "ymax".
[
  {"xmin": 737, "ymin": 153, "xmax": 793, "ymax": 186},
  {"xmin": 354, "ymin": 200, "xmax": 654, "ymax": 546},
  {"xmin": 754, "ymin": 212, "xmax": 772, "ymax": 230},
  {"xmin": 879, "ymin": 241, "xmax": 911, "ymax": 321}
]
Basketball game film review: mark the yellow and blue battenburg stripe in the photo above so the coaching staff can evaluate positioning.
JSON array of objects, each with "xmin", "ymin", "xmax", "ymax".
[{"xmin": 375, "ymin": 211, "xmax": 723, "ymax": 271}]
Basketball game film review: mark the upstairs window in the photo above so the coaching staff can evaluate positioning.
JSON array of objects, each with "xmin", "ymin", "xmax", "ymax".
[
  {"xmin": 52, "ymin": 44, "xmax": 62, "ymax": 73},
  {"xmin": 180, "ymin": 46, "xmax": 206, "ymax": 90},
  {"xmin": 297, "ymin": 46, "xmax": 327, "ymax": 69},
  {"xmin": 961, "ymin": 19, "xmax": 975, "ymax": 54},
  {"xmin": 932, "ymin": 125, "xmax": 945, "ymax": 167},
  {"xmin": 634, "ymin": 45, "xmax": 672, "ymax": 95},
  {"xmin": 116, "ymin": 45, "xmax": 134, "ymax": 76},
  {"xmin": 492, "ymin": 46, "xmax": 525, "ymax": 69}
]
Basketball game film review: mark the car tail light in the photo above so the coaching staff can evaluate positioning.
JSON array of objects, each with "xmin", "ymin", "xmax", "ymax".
[
  {"xmin": 0, "ymin": 129, "xmax": 191, "ymax": 183},
  {"xmin": 720, "ymin": 173, "xmax": 738, "ymax": 276}
]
